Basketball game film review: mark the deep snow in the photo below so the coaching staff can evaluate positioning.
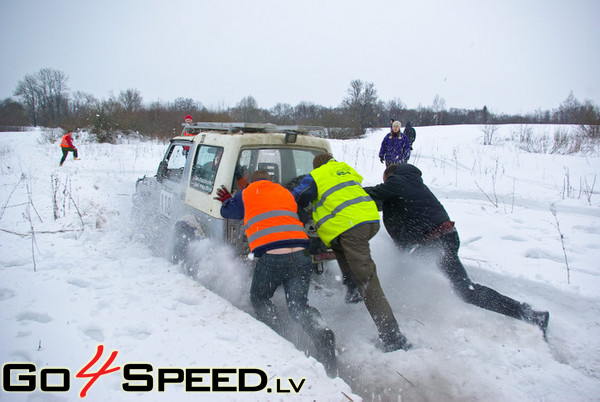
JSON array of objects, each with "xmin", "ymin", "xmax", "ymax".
[{"xmin": 1, "ymin": 124, "xmax": 599, "ymax": 401}]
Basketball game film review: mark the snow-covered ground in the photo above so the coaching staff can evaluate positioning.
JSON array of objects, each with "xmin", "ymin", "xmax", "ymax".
[{"xmin": 1, "ymin": 124, "xmax": 599, "ymax": 401}]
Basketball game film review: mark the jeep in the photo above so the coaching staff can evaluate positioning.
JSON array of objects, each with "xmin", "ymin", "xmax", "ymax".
[{"xmin": 132, "ymin": 122, "xmax": 336, "ymax": 267}]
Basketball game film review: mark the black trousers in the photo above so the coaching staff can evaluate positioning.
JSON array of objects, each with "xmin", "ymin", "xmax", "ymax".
[{"xmin": 432, "ymin": 231, "xmax": 525, "ymax": 320}]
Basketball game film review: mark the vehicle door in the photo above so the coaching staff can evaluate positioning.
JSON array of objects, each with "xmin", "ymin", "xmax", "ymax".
[
  {"xmin": 229, "ymin": 146, "xmax": 335, "ymax": 263},
  {"xmin": 186, "ymin": 144, "xmax": 226, "ymax": 236},
  {"xmin": 156, "ymin": 142, "xmax": 189, "ymax": 221}
]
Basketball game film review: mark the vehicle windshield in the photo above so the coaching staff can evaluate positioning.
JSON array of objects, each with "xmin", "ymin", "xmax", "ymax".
[{"xmin": 233, "ymin": 148, "xmax": 323, "ymax": 192}]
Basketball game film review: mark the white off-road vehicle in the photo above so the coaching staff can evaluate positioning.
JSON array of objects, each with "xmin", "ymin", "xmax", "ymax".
[{"xmin": 132, "ymin": 122, "xmax": 336, "ymax": 267}]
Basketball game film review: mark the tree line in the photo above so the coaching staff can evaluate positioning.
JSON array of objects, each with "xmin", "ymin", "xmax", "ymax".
[{"xmin": 1, "ymin": 68, "xmax": 599, "ymax": 142}]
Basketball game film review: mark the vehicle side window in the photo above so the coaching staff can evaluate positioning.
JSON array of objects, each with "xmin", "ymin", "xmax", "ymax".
[
  {"xmin": 164, "ymin": 144, "xmax": 187, "ymax": 182},
  {"xmin": 190, "ymin": 145, "xmax": 223, "ymax": 193}
]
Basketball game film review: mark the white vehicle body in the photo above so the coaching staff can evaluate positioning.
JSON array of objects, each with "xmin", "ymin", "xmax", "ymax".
[{"xmin": 133, "ymin": 123, "xmax": 334, "ymax": 263}]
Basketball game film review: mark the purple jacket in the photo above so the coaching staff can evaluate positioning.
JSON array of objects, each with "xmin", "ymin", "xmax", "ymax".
[{"xmin": 379, "ymin": 131, "xmax": 411, "ymax": 164}]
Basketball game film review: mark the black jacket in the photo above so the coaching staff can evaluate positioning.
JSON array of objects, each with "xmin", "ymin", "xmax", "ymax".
[
  {"xmin": 404, "ymin": 123, "xmax": 416, "ymax": 146},
  {"xmin": 364, "ymin": 164, "xmax": 449, "ymax": 247}
]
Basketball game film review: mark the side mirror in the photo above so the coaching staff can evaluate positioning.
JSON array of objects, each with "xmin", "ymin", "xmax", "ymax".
[{"xmin": 157, "ymin": 161, "xmax": 167, "ymax": 182}]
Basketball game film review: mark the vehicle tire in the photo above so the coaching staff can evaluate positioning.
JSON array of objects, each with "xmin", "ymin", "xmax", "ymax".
[
  {"xmin": 170, "ymin": 222, "xmax": 196, "ymax": 265},
  {"xmin": 130, "ymin": 192, "xmax": 146, "ymax": 229},
  {"xmin": 130, "ymin": 196, "xmax": 150, "ymax": 243}
]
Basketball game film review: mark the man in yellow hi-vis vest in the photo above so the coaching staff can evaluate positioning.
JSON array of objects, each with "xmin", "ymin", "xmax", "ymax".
[{"xmin": 293, "ymin": 153, "xmax": 412, "ymax": 352}]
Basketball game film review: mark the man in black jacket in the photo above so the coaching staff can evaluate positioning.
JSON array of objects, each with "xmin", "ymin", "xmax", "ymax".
[{"xmin": 363, "ymin": 164, "xmax": 550, "ymax": 338}]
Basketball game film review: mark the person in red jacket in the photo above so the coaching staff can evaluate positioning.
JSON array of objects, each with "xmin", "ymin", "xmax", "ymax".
[
  {"xmin": 59, "ymin": 131, "xmax": 80, "ymax": 166},
  {"xmin": 182, "ymin": 115, "xmax": 197, "ymax": 156},
  {"xmin": 217, "ymin": 170, "xmax": 337, "ymax": 377},
  {"xmin": 183, "ymin": 115, "xmax": 195, "ymax": 136}
]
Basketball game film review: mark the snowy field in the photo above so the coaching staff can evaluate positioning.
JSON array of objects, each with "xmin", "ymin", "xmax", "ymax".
[{"xmin": 1, "ymin": 124, "xmax": 599, "ymax": 401}]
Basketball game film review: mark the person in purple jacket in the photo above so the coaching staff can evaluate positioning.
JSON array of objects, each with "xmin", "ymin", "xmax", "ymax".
[{"xmin": 379, "ymin": 120, "xmax": 411, "ymax": 167}]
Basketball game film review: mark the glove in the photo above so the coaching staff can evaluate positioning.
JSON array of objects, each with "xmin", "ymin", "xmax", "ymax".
[{"xmin": 215, "ymin": 185, "xmax": 232, "ymax": 202}]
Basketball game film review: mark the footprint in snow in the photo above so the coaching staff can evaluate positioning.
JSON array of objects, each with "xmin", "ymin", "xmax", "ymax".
[
  {"xmin": 16, "ymin": 311, "xmax": 53, "ymax": 324},
  {"xmin": 116, "ymin": 326, "xmax": 152, "ymax": 340},
  {"xmin": 67, "ymin": 278, "xmax": 91, "ymax": 288},
  {"xmin": 0, "ymin": 287, "xmax": 16, "ymax": 301},
  {"xmin": 82, "ymin": 326, "xmax": 105, "ymax": 342},
  {"xmin": 500, "ymin": 235, "xmax": 528, "ymax": 242},
  {"xmin": 573, "ymin": 224, "xmax": 600, "ymax": 235},
  {"xmin": 461, "ymin": 236, "xmax": 483, "ymax": 246},
  {"xmin": 524, "ymin": 248, "xmax": 563, "ymax": 263}
]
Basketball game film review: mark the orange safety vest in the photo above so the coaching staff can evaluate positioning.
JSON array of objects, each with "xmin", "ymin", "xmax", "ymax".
[
  {"xmin": 242, "ymin": 180, "xmax": 308, "ymax": 252},
  {"xmin": 60, "ymin": 133, "xmax": 72, "ymax": 148}
]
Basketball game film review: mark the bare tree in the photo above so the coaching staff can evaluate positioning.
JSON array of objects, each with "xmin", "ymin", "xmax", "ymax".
[
  {"xmin": 0, "ymin": 98, "xmax": 28, "ymax": 127},
  {"xmin": 432, "ymin": 94, "xmax": 446, "ymax": 125},
  {"xmin": 386, "ymin": 98, "xmax": 406, "ymax": 121},
  {"xmin": 556, "ymin": 91, "xmax": 580, "ymax": 124},
  {"xmin": 14, "ymin": 74, "xmax": 39, "ymax": 126},
  {"xmin": 482, "ymin": 123, "xmax": 499, "ymax": 145},
  {"xmin": 70, "ymin": 91, "xmax": 98, "ymax": 117},
  {"xmin": 293, "ymin": 101, "xmax": 323, "ymax": 124},
  {"xmin": 37, "ymin": 68, "xmax": 69, "ymax": 126},
  {"xmin": 269, "ymin": 102, "xmax": 294, "ymax": 123},
  {"xmin": 171, "ymin": 97, "xmax": 201, "ymax": 112},
  {"xmin": 118, "ymin": 88, "xmax": 143, "ymax": 112},
  {"xmin": 14, "ymin": 68, "xmax": 69, "ymax": 127},
  {"xmin": 342, "ymin": 79, "xmax": 381, "ymax": 134},
  {"xmin": 233, "ymin": 96, "xmax": 260, "ymax": 122}
]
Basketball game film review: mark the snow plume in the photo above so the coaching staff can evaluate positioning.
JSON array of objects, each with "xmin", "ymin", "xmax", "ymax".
[{"xmin": 185, "ymin": 238, "xmax": 253, "ymax": 309}]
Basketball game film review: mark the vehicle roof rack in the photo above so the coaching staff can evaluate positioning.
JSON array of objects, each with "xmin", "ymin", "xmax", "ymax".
[{"xmin": 182, "ymin": 122, "xmax": 328, "ymax": 138}]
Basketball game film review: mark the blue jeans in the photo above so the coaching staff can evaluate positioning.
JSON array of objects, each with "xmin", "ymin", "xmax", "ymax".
[{"xmin": 250, "ymin": 249, "xmax": 323, "ymax": 335}]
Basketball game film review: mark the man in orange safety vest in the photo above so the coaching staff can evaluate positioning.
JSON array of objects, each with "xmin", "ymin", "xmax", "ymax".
[
  {"xmin": 59, "ymin": 131, "xmax": 80, "ymax": 166},
  {"xmin": 217, "ymin": 170, "xmax": 337, "ymax": 377}
]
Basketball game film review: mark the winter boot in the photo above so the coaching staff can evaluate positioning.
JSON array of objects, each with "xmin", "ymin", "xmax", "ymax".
[
  {"xmin": 521, "ymin": 303, "xmax": 550, "ymax": 339},
  {"xmin": 314, "ymin": 327, "xmax": 337, "ymax": 377},
  {"xmin": 344, "ymin": 285, "xmax": 364, "ymax": 304},
  {"xmin": 379, "ymin": 330, "xmax": 412, "ymax": 353}
]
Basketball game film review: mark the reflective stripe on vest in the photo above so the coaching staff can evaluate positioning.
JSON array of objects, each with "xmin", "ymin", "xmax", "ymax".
[
  {"xmin": 242, "ymin": 180, "xmax": 308, "ymax": 251},
  {"xmin": 60, "ymin": 134, "xmax": 71, "ymax": 147},
  {"xmin": 244, "ymin": 209, "xmax": 300, "ymax": 229},
  {"xmin": 311, "ymin": 160, "xmax": 379, "ymax": 247},
  {"xmin": 315, "ymin": 195, "xmax": 375, "ymax": 229}
]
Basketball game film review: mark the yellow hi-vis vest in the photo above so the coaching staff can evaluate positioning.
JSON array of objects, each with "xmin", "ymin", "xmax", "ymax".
[{"xmin": 311, "ymin": 160, "xmax": 379, "ymax": 247}]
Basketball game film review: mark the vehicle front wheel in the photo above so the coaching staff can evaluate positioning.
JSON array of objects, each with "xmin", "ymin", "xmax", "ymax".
[{"xmin": 170, "ymin": 223, "xmax": 196, "ymax": 265}]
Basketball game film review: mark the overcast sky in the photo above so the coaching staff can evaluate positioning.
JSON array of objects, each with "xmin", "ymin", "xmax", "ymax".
[{"xmin": 1, "ymin": 0, "xmax": 599, "ymax": 115}]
